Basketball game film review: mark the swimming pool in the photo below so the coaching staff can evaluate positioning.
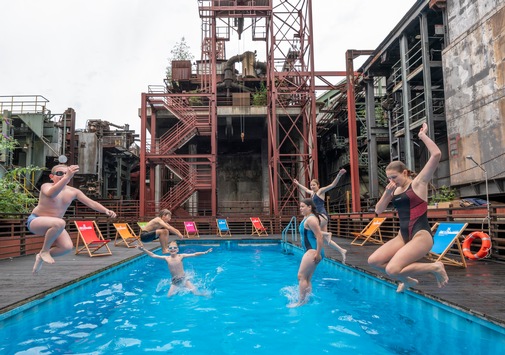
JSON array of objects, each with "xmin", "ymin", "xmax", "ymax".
[{"xmin": 1, "ymin": 240, "xmax": 504, "ymax": 354}]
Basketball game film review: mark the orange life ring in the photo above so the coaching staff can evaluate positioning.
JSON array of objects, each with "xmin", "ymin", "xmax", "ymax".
[{"xmin": 462, "ymin": 231, "xmax": 492, "ymax": 260}]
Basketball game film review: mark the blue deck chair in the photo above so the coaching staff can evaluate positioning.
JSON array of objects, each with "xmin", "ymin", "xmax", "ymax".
[
  {"xmin": 428, "ymin": 222, "xmax": 468, "ymax": 268},
  {"xmin": 216, "ymin": 219, "xmax": 232, "ymax": 237}
]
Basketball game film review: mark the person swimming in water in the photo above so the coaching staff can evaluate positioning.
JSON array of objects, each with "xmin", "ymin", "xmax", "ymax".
[
  {"xmin": 293, "ymin": 169, "xmax": 347, "ymax": 263},
  {"xmin": 368, "ymin": 122, "xmax": 449, "ymax": 293},
  {"xmin": 288, "ymin": 198, "xmax": 325, "ymax": 307},
  {"xmin": 138, "ymin": 241, "xmax": 212, "ymax": 297}
]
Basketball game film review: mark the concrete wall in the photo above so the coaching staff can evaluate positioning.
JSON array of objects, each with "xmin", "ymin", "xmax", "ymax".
[{"xmin": 444, "ymin": 0, "xmax": 505, "ymax": 184}]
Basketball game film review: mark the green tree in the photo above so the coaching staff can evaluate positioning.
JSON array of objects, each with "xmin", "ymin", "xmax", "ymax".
[
  {"xmin": 0, "ymin": 135, "xmax": 41, "ymax": 215},
  {"xmin": 165, "ymin": 37, "xmax": 195, "ymax": 80}
]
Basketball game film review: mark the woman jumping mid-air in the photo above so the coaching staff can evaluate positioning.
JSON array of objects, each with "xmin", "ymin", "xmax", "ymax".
[
  {"xmin": 293, "ymin": 169, "xmax": 347, "ymax": 263},
  {"xmin": 368, "ymin": 122, "xmax": 448, "ymax": 292}
]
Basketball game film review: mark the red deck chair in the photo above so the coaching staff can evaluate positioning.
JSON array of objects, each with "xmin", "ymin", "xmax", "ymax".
[
  {"xmin": 113, "ymin": 223, "xmax": 143, "ymax": 248},
  {"xmin": 250, "ymin": 217, "xmax": 268, "ymax": 236},
  {"xmin": 183, "ymin": 221, "xmax": 200, "ymax": 238},
  {"xmin": 74, "ymin": 221, "xmax": 112, "ymax": 257}
]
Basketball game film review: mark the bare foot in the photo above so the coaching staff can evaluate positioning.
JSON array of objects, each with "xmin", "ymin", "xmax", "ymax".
[
  {"xmin": 433, "ymin": 261, "xmax": 449, "ymax": 288},
  {"xmin": 32, "ymin": 254, "xmax": 43, "ymax": 275},
  {"xmin": 396, "ymin": 277, "xmax": 418, "ymax": 293},
  {"xmin": 39, "ymin": 250, "xmax": 55, "ymax": 264},
  {"xmin": 341, "ymin": 249, "xmax": 347, "ymax": 265},
  {"xmin": 162, "ymin": 248, "xmax": 169, "ymax": 254}
]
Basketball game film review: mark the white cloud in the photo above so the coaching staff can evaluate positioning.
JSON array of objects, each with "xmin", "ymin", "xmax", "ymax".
[{"xmin": 0, "ymin": 0, "xmax": 415, "ymax": 133}]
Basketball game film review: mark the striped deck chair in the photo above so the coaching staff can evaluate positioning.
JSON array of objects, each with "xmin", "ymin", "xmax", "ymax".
[
  {"xmin": 427, "ymin": 222, "xmax": 468, "ymax": 268},
  {"xmin": 250, "ymin": 217, "xmax": 268, "ymax": 236},
  {"xmin": 183, "ymin": 221, "xmax": 200, "ymax": 238},
  {"xmin": 216, "ymin": 218, "xmax": 232, "ymax": 237},
  {"xmin": 113, "ymin": 223, "xmax": 143, "ymax": 248},
  {"xmin": 74, "ymin": 221, "xmax": 112, "ymax": 257}
]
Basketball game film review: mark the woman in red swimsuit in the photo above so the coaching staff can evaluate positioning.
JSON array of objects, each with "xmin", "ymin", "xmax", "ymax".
[{"xmin": 368, "ymin": 123, "xmax": 449, "ymax": 292}]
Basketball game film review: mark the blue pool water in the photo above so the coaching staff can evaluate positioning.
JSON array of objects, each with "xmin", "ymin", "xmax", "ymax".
[{"xmin": 1, "ymin": 241, "xmax": 504, "ymax": 354}]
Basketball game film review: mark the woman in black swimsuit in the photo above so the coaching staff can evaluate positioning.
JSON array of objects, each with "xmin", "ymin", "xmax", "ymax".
[{"xmin": 368, "ymin": 123, "xmax": 449, "ymax": 293}]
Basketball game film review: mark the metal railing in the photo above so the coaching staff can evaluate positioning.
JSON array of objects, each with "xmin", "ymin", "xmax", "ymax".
[{"xmin": 2, "ymin": 203, "xmax": 504, "ymax": 261}]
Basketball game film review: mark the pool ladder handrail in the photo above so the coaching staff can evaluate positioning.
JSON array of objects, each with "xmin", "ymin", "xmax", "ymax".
[{"xmin": 282, "ymin": 216, "xmax": 298, "ymax": 244}]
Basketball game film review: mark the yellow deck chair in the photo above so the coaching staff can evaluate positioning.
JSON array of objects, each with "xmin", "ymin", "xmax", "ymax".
[
  {"xmin": 250, "ymin": 217, "xmax": 268, "ymax": 236},
  {"xmin": 113, "ymin": 223, "xmax": 143, "ymax": 248},
  {"xmin": 216, "ymin": 218, "xmax": 232, "ymax": 237},
  {"xmin": 183, "ymin": 221, "xmax": 200, "ymax": 238},
  {"xmin": 427, "ymin": 222, "xmax": 468, "ymax": 268},
  {"xmin": 74, "ymin": 221, "xmax": 112, "ymax": 257},
  {"xmin": 350, "ymin": 217, "xmax": 386, "ymax": 246}
]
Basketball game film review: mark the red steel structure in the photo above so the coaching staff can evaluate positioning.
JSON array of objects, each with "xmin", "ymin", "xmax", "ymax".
[{"xmin": 139, "ymin": 1, "xmax": 363, "ymax": 217}]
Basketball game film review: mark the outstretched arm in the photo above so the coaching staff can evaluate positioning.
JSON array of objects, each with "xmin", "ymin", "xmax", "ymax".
[
  {"xmin": 181, "ymin": 248, "xmax": 213, "ymax": 258},
  {"xmin": 75, "ymin": 190, "xmax": 117, "ymax": 218},
  {"xmin": 293, "ymin": 179, "xmax": 313, "ymax": 195},
  {"xmin": 318, "ymin": 169, "xmax": 346, "ymax": 194},
  {"xmin": 137, "ymin": 245, "xmax": 166, "ymax": 260}
]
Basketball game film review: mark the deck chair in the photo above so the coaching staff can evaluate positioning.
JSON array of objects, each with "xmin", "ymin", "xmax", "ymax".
[
  {"xmin": 183, "ymin": 221, "xmax": 200, "ymax": 238},
  {"xmin": 350, "ymin": 217, "xmax": 386, "ymax": 246},
  {"xmin": 113, "ymin": 223, "xmax": 143, "ymax": 248},
  {"xmin": 427, "ymin": 222, "xmax": 468, "ymax": 268},
  {"xmin": 137, "ymin": 221, "xmax": 148, "ymax": 234},
  {"xmin": 250, "ymin": 217, "xmax": 268, "ymax": 236},
  {"xmin": 74, "ymin": 221, "xmax": 112, "ymax": 257},
  {"xmin": 216, "ymin": 218, "xmax": 232, "ymax": 237}
]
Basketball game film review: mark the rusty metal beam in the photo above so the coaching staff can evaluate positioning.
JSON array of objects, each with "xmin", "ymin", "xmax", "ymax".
[{"xmin": 346, "ymin": 49, "xmax": 374, "ymax": 212}]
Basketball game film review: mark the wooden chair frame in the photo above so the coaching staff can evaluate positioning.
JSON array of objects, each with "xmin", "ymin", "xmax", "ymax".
[
  {"xmin": 216, "ymin": 219, "xmax": 232, "ymax": 237},
  {"xmin": 427, "ymin": 222, "xmax": 468, "ymax": 268},
  {"xmin": 113, "ymin": 223, "xmax": 143, "ymax": 248},
  {"xmin": 183, "ymin": 221, "xmax": 200, "ymax": 238},
  {"xmin": 74, "ymin": 220, "xmax": 112, "ymax": 257},
  {"xmin": 350, "ymin": 217, "xmax": 386, "ymax": 246},
  {"xmin": 250, "ymin": 217, "xmax": 268, "ymax": 236}
]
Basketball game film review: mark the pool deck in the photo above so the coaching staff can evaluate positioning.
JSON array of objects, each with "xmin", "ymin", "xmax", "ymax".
[{"xmin": 1, "ymin": 235, "xmax": 505, "ymax": 328}]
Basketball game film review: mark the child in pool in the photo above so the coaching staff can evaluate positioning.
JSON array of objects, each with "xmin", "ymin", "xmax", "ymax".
[{"xmin": 138, "ymin": 241, "xmax": 212, "ymax": 297}]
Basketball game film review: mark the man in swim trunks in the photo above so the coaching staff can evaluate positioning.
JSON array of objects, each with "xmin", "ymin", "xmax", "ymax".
[
  {"xmin": 28, "ymin": 164, "xmax": 116, "ymax": 275},
  {"xmin": 137, "ymin": 242, "xmax": 212, "ymax": 297},
  {"xmin": 288, "ymin": 198, "xmax": 324, "ymax": 307},
  {"xmin": 139, "ymin": 209, "xmax": 183, "ymax": 253},
  {"xmin": 368, "ymin": 123, "xmax": 449, "ymax": 293}
]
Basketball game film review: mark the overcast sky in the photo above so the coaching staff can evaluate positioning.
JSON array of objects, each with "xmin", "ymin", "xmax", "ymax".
[{"xmin": 1, "ymin": 0, "xmax": 416, "ymax": 135}]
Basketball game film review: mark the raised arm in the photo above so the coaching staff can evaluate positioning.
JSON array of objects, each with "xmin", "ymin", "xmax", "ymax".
[
  {"xmin": 293, "ymin": 179, "xmax": 313, "ymax": 195},
  {"xmin": 43, "ymin": 165, "xmax": 80, "ymax": 198},
  {"xmin": 414, "ymin": 123, "xmax": 441, "ymax": 185},
  {"xmin": 318, "ymin": 169, "xmax": 346, "ymax": 194}
]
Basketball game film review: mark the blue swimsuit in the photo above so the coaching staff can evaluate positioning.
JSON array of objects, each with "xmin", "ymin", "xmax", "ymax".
[
  {"xmin": 299, "ymin": 215, "xmax": 325, "ymax": 258},
  {"xmin": 312, "ymin": 194, "xmax": 328, "ymax": 216},
  {"xmin": 26, "ymin": 214, "xmax": 38, "ymax": 233}
]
